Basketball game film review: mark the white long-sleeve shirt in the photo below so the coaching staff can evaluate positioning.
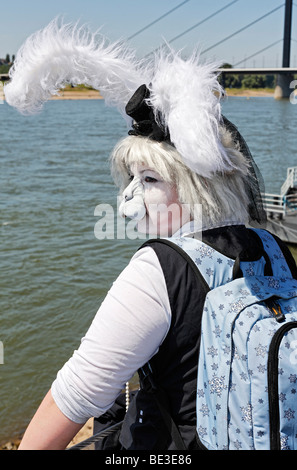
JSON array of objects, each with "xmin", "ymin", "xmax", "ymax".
[
  {"xmin": 51, "ymin": 246, "xmax": 171, "ymax": 423},
  {"xmin": 51, "ymin": 220, "xmax": 243, "ymax": 423}
]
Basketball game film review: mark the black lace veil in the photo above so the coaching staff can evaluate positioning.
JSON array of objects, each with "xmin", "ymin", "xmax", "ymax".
[{"xmin": 222, "ymin": 115, "xmax": 267, "ymax": 227}]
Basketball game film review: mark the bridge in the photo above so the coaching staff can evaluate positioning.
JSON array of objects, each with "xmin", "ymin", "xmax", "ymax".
[
  {"xmin": 1, "ymin": 1, "xmax": 296, "ymax": 99},
  {"xmin": 219, "ymin": 0, "xmax": 295, "ymax": 99},
  {"xmin": 220, "ymin": 67, "xmax": 297, "ymax": 99},
  {"xmin": 144, "ymin": 0, "xmax": 296, "ymax": 99}
]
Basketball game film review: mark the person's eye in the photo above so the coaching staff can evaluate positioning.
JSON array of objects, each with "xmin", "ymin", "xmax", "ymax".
[{"xmin": 144, "ymin": 176, "xmax": 158, "ymax": 183}]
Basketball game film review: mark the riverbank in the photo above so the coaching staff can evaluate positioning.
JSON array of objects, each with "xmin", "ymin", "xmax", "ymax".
[
  {"xmin": 51, "ymin": 89, "xmax": 103, "ymax": 100},
  {"xmin": 47, "ymin": 86, "xmax": 274, "ymax": 100},
  {"xmin": 0, "ymin": 86, "xmax": 275, "ymax": 102},
  {"xmin": 225, "ymin": 87, "xmax": 274, "ymax": 97}
]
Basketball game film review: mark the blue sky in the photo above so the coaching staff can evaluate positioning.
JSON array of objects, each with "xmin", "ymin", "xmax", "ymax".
[{"xmin": 1, "ymin": 0, "xmax": 297, "ymax": 67}]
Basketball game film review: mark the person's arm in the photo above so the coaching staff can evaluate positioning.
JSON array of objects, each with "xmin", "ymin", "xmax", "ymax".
[
  {"xmin": 19, "ymin": 247, "xmax": 171, "ymax": 450},
  {"xmin": 18, "ymin": 389, "xmax": 84, "ymax": 450}
]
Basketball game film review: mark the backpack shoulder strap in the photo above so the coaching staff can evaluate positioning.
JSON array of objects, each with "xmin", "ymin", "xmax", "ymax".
[
  {"xmin": 251, "ymin": 228, "xmax": 296, "ymax": 278},
  {"xmin": 138, "ymin": 237, "xmax": 211, "ymax": 450},
  {"xmin": 141, "ymin": 236, "xmax": 238, "ymax": 291}
]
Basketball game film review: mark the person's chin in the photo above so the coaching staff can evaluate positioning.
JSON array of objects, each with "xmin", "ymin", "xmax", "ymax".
[
  {"xmin": 137, "ymin": 217, "xmax": 158, "ymax": 236},
  {"xmin": 137, "ymin": 218, "xmax": 174, "ymax": 237}
]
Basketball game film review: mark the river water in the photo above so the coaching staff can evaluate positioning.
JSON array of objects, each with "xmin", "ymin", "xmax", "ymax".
[{"xmin": 0, "ymin": 96, "xmax": 296, "ymax": 444}]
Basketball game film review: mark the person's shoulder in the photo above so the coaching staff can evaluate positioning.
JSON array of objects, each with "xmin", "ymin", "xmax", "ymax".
[
  {"xmin": 118, "ymin": 244, "xmax": 164, "ymax": 282},
  {"xmin": 130, "ymin": 244, "xmax": 160, "ymax": 263}
]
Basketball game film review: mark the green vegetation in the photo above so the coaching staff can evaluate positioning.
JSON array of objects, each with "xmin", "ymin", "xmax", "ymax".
[
  {"xmin": 0, "ymin": 53, "xmax": 14, "ymax": 74},
  {"xmin": 62, "ymin": 84, "xmax": 95, "ymax": 91},
  {"xmin": 219, "ymin": 63, "xmax": 276, "ymax": 89},
  {"xmin": 0, "ymin": 64, "xmax": 10, "ymax": 74},
  {"xmin": 222, "ymin": 73, "xmax": 276, "ymax": 89},
  {"xmin": 1, "ymin": 58, "xmax": 295, "ymax": 92},
  {"xmin": 219, "ymin": 63, "xmax": 297, "ymax": 91}
]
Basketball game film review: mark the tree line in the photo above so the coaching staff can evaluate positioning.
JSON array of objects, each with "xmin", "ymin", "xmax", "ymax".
[
  {"xmin": 219, "ymin": 63, "xmax": 276, "ymax": 89},
  {"xmin": 0, "ymin": 54, "xmax": 15, "ymax": 74},
  {"xmin": 0, "ymin": 57, "xmax": 295, "ymax": 89}
]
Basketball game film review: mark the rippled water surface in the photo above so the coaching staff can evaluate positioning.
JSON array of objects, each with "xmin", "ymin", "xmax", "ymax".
[{"xmin": 0, "ymin": 96, "xmax": 296, "ymax": 443}]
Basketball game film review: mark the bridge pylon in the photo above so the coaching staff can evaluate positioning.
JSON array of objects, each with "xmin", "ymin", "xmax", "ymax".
[{"xmin": 274, "ymin": 0, "xmax": 293, "ymax": 99}]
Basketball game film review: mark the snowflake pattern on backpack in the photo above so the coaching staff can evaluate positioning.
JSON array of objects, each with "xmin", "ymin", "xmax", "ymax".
[{"xmin": 169, "ymin": 229, "xmax": 297, "ymax": 450}]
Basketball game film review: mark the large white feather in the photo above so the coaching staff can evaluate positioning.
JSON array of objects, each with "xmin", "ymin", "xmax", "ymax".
[
  {"xmin": 148, "ymin": 50, "xmax": 235, "ymax": 178},
  {"xmin": 4, "ymin": 19, "xmax": 238, "ymax": 178},
  {"xmin": 4, "ymin": 18, "xmax": 146, "ymax": 117}
]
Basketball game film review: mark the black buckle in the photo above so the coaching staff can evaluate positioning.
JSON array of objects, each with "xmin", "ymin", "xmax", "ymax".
[{"xmin": 139, "ymin": 362, "xmax": 157, "ymax": 393}]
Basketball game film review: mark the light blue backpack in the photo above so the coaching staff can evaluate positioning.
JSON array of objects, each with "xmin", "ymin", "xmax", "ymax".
[{"xmin": 170, "ymin": 229, "xmax": 297, "ymax": 450}]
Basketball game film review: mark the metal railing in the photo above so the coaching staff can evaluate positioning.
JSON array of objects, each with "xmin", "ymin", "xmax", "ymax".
[
  {"xmin": 262, "ymin": 192, "xmax": 297, "ymax": 217},
  {"xmin": 281, "ymin": 167, "xmax": 297, "ymax": 196},
  {"xmin": 262, "ymin": 166, "xmax": 297, "ymax": 218}
]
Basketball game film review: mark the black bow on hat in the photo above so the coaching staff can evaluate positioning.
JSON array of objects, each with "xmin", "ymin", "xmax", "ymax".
[{"xmin": 125, "ymin": 84, "xmax": 171, "ymax": 142}]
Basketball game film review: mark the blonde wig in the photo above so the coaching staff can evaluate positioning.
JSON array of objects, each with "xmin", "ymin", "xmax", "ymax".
[{"xmin": 110, "ymin": 126, "xmax": 253, "ymax": 229}]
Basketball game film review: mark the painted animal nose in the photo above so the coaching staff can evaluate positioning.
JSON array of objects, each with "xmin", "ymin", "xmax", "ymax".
[
  {"xmin": 124, "ymin": 184, "xmax": 134, "ymax": 202},
  {"xmin": 119, "ymin": 177, "xmax": 146, "ymax": 221}
]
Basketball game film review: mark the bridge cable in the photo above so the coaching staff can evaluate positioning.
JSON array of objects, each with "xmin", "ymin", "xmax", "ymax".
[
  {"xmin": 164, "ymin": 0, "xmax": 240, "ymax": 45},
  {"xmin": 127, "ymin": 0, "xmax": 191, "ymax": 40},
  {"xmin": 234, "ymin": 39, "xmax": 283, "ymax": 66},
  {"xmin": 201, "ymin": 3, "xmax": 285, "ymax": 55},
  {"xmin": 144, "ymin": 0, "xmax": 240, "ymax": 58}
]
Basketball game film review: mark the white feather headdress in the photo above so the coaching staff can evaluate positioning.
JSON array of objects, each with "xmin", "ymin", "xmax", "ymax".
[
  {"xmin": 5, "ymin": 18, "xmax": 234, "ymax": 177},
  {"xmin": 147, "ymin": 50, "xmax": 232, "ymax": 176},
  {"xmin": 4, "ymin": 18, "xmax": 146, "ymax": 120}
]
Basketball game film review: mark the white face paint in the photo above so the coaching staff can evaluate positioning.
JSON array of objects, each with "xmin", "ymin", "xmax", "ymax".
[{"xmin": 120, "ymin": 163, "xmax": 191, "ymax": 236}]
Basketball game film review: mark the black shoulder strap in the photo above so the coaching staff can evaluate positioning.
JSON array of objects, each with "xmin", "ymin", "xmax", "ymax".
[
  {"xmin": 139, "ymin": 362, "xmax": 187, "ymax": 450},
  {"xmin": 232, "ymin": 239, "xmax": 273, "ymax": 280},
  {"xmin": 138, "ymin": 238, "xmax": 210, "ymax": 450},
  {"xmin": 233, "ymin": 229, "xmax": 297, "ymax": 280},
  {"xmin": 140, "ymin": 238, "xmax": 210, "ymax": 293},
  {"xmin": 269, "ymin": 232, "xmax": 297, "ymax": 279}
]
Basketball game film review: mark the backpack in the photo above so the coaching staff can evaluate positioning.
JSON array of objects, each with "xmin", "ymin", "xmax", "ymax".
[
  {"xmin": 73, "ymin": 228, "xmax": 297, "ymax": 451},
  {"xmin": 163, "ymin": 228, "xmax": 297, "ymax": 450}
]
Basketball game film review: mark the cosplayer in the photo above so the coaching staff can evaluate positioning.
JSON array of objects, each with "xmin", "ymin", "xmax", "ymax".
[{"xmin": 5, "ymin": 19, "xmax": 297, "ymax": 450}]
